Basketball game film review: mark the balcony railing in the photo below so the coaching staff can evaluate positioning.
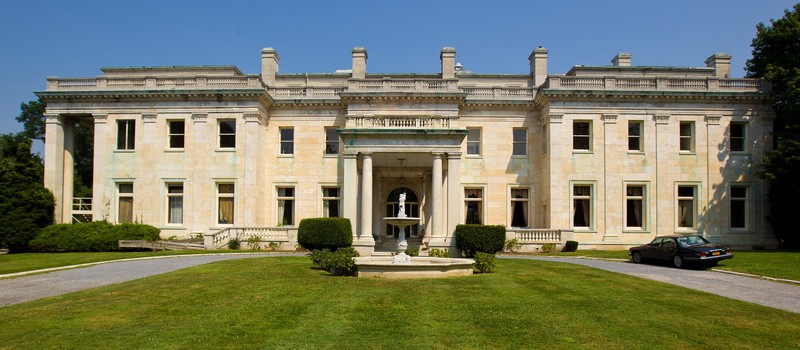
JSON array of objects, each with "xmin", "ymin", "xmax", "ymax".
[
  {"xmin": 47, "ymin": 75, "xmax": 264, "ymax": 91},
  {"xmin": 206, "ymin": 227, "xmax": 294, "ymax": 249},
  {"xmin": 345, "ymin": 115, "xmax": 453, "ymax": 129},
  {"xmin": 546, "ymin": 76, "xmax": 770, "ymax": 93},
  {"xmin": 72, "ymin": 197, "xmax": 92, "ymax": 223}
]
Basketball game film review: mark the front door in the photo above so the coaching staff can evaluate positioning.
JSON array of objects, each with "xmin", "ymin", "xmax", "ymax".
[{"xmin": 385, "ymin": 187, "xmax": 419, "ymax": 238}]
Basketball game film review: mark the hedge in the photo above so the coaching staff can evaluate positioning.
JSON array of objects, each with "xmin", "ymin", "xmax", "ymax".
[
  {"xmin": 455, "ymin": 224, "xmax": 506, "ymax": 257},
  {"xmin": 28, "ymin": 221, "xmax": 160, "ymax": 252},
  {"xmin": 297, "ymin": 217, "xmax": 353, "ymax": 251}
]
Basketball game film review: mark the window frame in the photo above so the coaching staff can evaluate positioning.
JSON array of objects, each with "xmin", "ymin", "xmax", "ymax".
[
  {"xmin": 324, "ymin": 127, "xmax": 339, "ymax": 155},
  {"xmin": 117, "ymin": 119, "xmax": 136, "ymax": 150},
  {"xmin": 321, "ymin": 186, "xmax": 341, "ymax": 218},
  {"xmin": 276, "ymin": 186, "xmax": 296, "ymax": 226},
  {"xmin": 679, "ymin": 121, "xmax": 695, "ymax": 153},
  {"xmin": 676, "ymin": 183, "xmax": 700, "ymax": 231},
  {"xmin": 467, "ymin": 128, "xmax": 481, "ymax": 156},
  {"xmin": 512, "ymin": 128, "xmax": 527, "ymax": 156},
  {"xmin": 464, "ymin": 187, "xmax": 485, "ymax": 225},
  {"xmin": 730, "ymin": 122, "xmax": 747, "ymax": 153},
  {"xmin": 729, "ymin": 183, "xmax": 751, "ymax": 231},
  {"xmin": 168, "ymin": 120, "xmax": 185, "ymax": 150},
  {"xmin": 627, "ymin": 120, "xmax": 643, "ymax": 152},
  {"xmin": 218, "ymin": 119, "xmax": 236, "ymax": 149},
  {"xmin": 165, "ymin": 182, "xmax": 184, "ymax": 225},
  {"xmin": 573, "ymin": 121, "xmax": 592, "ymax": 152},
  {"xmin": 623, "ymin": 183, "xmax": 648, "ymax": 231},
  {"xmin": 216, "ymin": 182, "xmax": 235, "ymax": 226},
  {"xmin": 570, "ymin": 182, "xmax": 595, "ymax": 230},
  {"xmin": 116, "ymin": 181, "xmax": 134, "ymax": 224},
  {"xmin": 508, "ymin": 186, "xmax": 531, "ymax": 228},
  {"xmin": 280, "ymin": 128, "xmax": 294, "ymax": 155}
]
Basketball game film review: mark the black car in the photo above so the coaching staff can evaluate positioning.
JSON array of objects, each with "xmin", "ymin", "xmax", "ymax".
[{"xmin": 628, "ymin": 235, "xmax": 733, "ymax": 268}]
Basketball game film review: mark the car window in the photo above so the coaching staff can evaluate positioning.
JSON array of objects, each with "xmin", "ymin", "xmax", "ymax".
[{"xmin": 649, "ymin": 238, "xmax": 662, "ymax": 247}]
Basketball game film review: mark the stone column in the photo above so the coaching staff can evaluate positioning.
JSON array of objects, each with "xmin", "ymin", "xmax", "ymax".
[
  {"xmin": 446, "ymin": 152, "xmax": 462, "ymax": 242},
  {"xmin": 91, "ymin": 115, "xmax": 108, "ymax": 222},
  {"xmin": 61, "ymin": 119, "xmax": 75, "ymax": 223},
  {"xmin": 342, "ymin": 153, "xmax": 358, "ymax": 238},
  {"xmin": 360, "ymin": 153, "xmax": 374, "ymax": 241},
  {"xmin": 44, "ymin": 114, "xmax": 65, "ymax": 223},
  {"xmin": 431, "ymin": 153, "xmax": 443, "ymax": 240}
]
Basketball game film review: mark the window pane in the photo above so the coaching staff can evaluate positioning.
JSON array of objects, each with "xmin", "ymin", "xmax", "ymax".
[
  {"xmin": 467, "ymin": 128, "xmax": 481, "ymax": 155},
  {"xmin": 513, "ymin": 129, "xmax": 526, "ymax": 142},
  {"xmin": 278, "ymin": 187, "xmax": 294, "ymax": 197},
  {"xmin": 219, "ymin": 120, "xmax": 235, "ymax": 134},
  {"xmin": 218, "ymin": 183, "xmax": 234, "ymax": 194},
  {"xmin": 118, "ymin": 197, "xmax": 133, "ymax": 223},
  {"xmin": 219, "ymin": 135, "xmax": 235, "ymax": 148},
  {"xmin": 168, "ymin": 196, "xmax": 183, "ymax": 224},
  {"xmin": 573, "ymin": 122, "xmax": 591, "ymax": 150},
  {"xmin": 573, "ymin": 199, "xmax": 590, "ymax": 227},
  {"xmin": 628, "ymin": 122, "xmax": 641, "ymax": 136},
  {"xmin": 731, "ymin": 200, "xmax": 745, "ymax": 228},
  {"xmin": 626, "ymin": 199, "xmax": 642, "ymax": 227},
  {"xmin": 678, "ymin": 186, "xmax": 694, "ymax": 197},
  {"xmin": 626, "ymin": 186, "xmax": 643, "ymax": 197},
  {"xmin": 680, "ymin": 122, "xmax": 692, "ymax": 137},
  {"xmin": 281, "ymin": 128, "xmax": 294, "ymax": 154},
  {"xmin": 574, "ymin": 185, "xmax": 590, "ymax": 196},
  {"xmin": 730, "ymin": 123, "xmax": 744, "ymax": 138},
  {"xmin": 731, "ymin": 186, "xmax": 746, "ymax": 198},
  {"xmin": 218, "ymin": 197, "xmax": 234, "ymax": 224},
  {"xmin": 324, "ymin": 188, "xmax": 339, "ymax": 197},
  {"xmin": 512, "ymin": 129, "xmax": 526, "ymax": 155},
  {"xmin": 169, "ymin": 121, "xmax": 185, "ymax": 134},
  {"xmin": 574, "ymin": 122, "xmax": 590, "ymax": 136},
  {"xmin": 574, "ymin": 136, "xmax": 590, "ymax": 150},
  {"xmin": 325, "ymin": 128, "xmax": 339, "ymax": 155},
  {"xmin": 628, "ymin": 122, "xmax": 641, "ymax": 151},
  {"xmin": 678, "ymin": 199, "xmax": 694, "ymax": 227}
]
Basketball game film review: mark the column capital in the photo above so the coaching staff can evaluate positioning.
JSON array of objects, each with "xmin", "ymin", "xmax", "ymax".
[
  {"xmin": 446, "ymin": 152, "xmax": 462, "ymax": 159},
  {"xmin": 191, "ymin": 113, "xmax": 208, "ymax": 123},
  {"xmin": 93, "ymin": 114, "xmax": 108, "ymax": 124},
  {"xmin": 44, "ymin": 114, "xmax": 62, "ymax": 124},
  {"xmin": 431, "ymin": 152, "xmax": 444, "ymax": 158},
  {"xmin": 602, "ymin": 114, "xmax": 618, "ymax": 124},
  {"xmin": 705, "ymin": 115, "xmax": 722, "ymax": 125},
  {"xmin": 243, "ymin": 113, "xmax": 266, "ymax": 125},
  {"xmin": 360, "ymin": 152, "xmax": 373, "ymax": 158},
  {"xmin": 343, "ymin": 152, "xmax": 358, "ymax": 159},
  {"xmin": 142, "ymin": 113, "xmax": 157, "ymax": 123},
  {"xmin": 653, "ymin": 114, "xmax": 670, "ymax": 125}
]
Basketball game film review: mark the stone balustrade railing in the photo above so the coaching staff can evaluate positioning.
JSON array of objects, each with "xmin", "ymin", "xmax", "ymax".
[
  {"xmin": 206, "ymin": 227, "xmax": 293, "ymax": 249},
  {"xmin": 508, "ymin": 228, "xmax": 575, "ymax": 243},
  {"xmin": 47, "ymin": 75, "xmax": 264, "ymax": 90},
  {"xmin": 346, "ymin": 115, "xmax": 453, "ymax": 129},
  {"xmin": 269, "ymin": 87, "xmax": 346, "ymax": 97},
  {"xmin": 348, "ymin": 78, "xmax": 459, "ymax": 91},
  {"xmin": 546, "ymin": 75, "xmax": 770, "ymax": 93}
]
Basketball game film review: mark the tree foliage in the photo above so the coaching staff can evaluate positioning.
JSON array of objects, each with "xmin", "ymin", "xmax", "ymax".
[
  {"xmin": 746, "ymin": 4, "xmax": 800, "ymax": 248},
  {"xmin": 0, "ymin": 134, "xmax": 55, "ymax": 252},
  {"xmin": 15, "ymin": 99, "xmax": 46, "ymax": 141}
]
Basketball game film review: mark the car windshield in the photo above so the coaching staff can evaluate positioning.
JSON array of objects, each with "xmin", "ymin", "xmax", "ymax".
[{"xmin": 676, "ymin": 235, "xmax": 710, "ymax": 247}]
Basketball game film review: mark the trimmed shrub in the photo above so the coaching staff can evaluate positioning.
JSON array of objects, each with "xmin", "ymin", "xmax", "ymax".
[
  {"xmin": 540, "ymin": 243, "xmax": 556, "ymax": 253},
  {"xmin": 227, "ymin": 238, "xmax": 241, "ymax": 250},
  {"xmin": 29, "ymin": 221, "xmax": 160, "ymax": 252},
  {"xmin": 310, "ymin": 247, "xmax": 359, "ymax": 276},
  {"xmin": 473, "ymin": 252, "xmax": 496, "ymax": 273},
  {"xmin": 405, "ymin": 248, "xmax": 419, "ymax": 256},
  {"xmin": 455, "ymin": 224, "xmax": 506, "ymax": 258},
  {"xmin": 297, "ymin": 217, "xmax": 353, "ymax": 251},
  {"xmin": 504, "ymin": 238, "xmax": 522, "ymax": 253},
  {"xmin": 428, "ymin": 248, "xmax": 450, "ymax": 258},
  {"xmin": 563, "ymin": 240, "xmax": 579, "ymax": 252}
]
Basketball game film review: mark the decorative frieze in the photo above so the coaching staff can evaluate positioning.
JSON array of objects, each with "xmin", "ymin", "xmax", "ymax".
[
  {"xmin": 191, "ymin": 113, "xmax": 208, "ymax": 123},
  {"xmin": 653, "ymin": 115, "xmax": 670, "ymax": 124},
  {"xmin": 93, "ymin": 114, "xmax": 108, "ymax": 124}
]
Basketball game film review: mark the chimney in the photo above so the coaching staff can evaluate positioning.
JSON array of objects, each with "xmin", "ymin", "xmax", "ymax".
[
  {"xmin": 705, "ymin": 53, "xmax": 731, "ymax": 78},
  {"xmin": 611, "ymin": 52, "xmax": 632, "ymax": 67},
  {"xmin": 441, "ymin": 47, "xmax": 456, "ymax": 79},
  {"xmin": 351, "ymin": 47, "xmax": 368, "ymax": 79},
  {"xmin": 529, "ymin": 46, "xmax": 548, "ymax": 86},
  {"xmin": 261, "ymin": 48, "xmax": 280, "ymax": 86}
]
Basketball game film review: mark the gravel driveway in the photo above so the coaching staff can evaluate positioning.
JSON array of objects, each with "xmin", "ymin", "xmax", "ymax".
[
  {"xmin": 0, "ymin": 253, "xmax": 294, "ymax": 307},
  {"xmin": 508, "ymin": 256, "xmax": 800, "ymax": 314},
  {"xmin": 1, "ymin": 253, "xmax": 798, "ymax": 314}
]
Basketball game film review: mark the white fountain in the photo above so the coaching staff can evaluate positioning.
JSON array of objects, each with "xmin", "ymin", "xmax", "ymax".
[
  {"xmin": 383, "ymin": 192, "xmax": 420, "ymax": 264},
  {"xmin": 353, "ymin": 192, "xmax": 475, "ymax": 278}
]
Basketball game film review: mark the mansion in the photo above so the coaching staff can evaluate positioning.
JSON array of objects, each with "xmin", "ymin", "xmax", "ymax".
[{"xmin": 38, "ymin": 46, "xmax": 777, "ymax": 253}]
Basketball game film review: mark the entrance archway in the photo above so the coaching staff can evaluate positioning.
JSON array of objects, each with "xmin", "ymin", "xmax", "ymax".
[{"xmin": 386, "ymin": 187, "xmax": 419, "ymax": 238}]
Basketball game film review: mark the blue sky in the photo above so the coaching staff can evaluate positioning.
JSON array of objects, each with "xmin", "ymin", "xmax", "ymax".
[{"xmin": 0, "ymin": 0, "xmax": 796, "ymax": 140}]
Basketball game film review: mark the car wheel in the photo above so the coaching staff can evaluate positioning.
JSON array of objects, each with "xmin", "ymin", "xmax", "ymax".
[
  {"xmin": 672, "ymin": 255, "xmax": 684, "ymax": 268},
  {"xmin": 631, "ymin": 251, "xmax": 643, "ymax": 263}
]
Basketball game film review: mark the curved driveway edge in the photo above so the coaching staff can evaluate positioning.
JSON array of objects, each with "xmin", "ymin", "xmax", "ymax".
[
  {"xmin": 0, "ymin": 253, "xmax": 302, "ymax": 307},
  {"xmin": 507, "ymin": 256, "xmax": 800, "ymax": 314}
]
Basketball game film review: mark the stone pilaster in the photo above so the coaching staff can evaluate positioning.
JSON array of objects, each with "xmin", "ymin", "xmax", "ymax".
[
  {"xmin": 342, "ymin": 153, "xmax": 358, "ymax": 238},
  {"xmin": 91, "ymin": 114, "xmax": 108, "ymax": 222},
  {"xmin": 44, "ymin": 114, "xmax": 65, "ymax": 223},
  {"xmin": 359, "ymin": 153, "xmax": 374, "ymax": 241},
  {"xmin": 431, "ymin": 153, "xmax": 443, "ymax": 240}
]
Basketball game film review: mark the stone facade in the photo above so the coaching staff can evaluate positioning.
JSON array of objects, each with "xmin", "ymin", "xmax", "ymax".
[{"xmin": 37, "ymin": 47, "xmax": 776, "ymax": 253}]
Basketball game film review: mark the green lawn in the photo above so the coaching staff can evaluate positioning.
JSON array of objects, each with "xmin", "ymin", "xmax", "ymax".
[
  {"xmin": 0, "ymin": 250, "xmax": 231, "ymax": 275},
  {"xmin": 0, "ymin": 257, "xmax": 797, "ymax": 349},
  {"xmin": 714, "ymin": 250, "xmax": 800, "ymax": 281}
]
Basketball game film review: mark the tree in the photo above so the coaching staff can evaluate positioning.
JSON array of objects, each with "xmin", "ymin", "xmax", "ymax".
[
  {"xmin": 15, "ymin": 98, "xmax": 94, "ymax": 197},
  {"xmin": 746, "ymin": 4, "xmax": 800, "ymax": 248},
  {"xmin": 0, "ymin": 134, "xmax": 55, "ymax": 252}
]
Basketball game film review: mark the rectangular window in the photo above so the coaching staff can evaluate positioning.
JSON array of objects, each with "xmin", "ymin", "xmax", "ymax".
[
  {"xmin": 219, "ymin": 120, "xmax": 236, "ymax": 148},
  {"xmin": 730, "ymin": 122, "xmax": 746, "ymax": 152},
  {"xmin": 322, "ymin": 187, "xmax": 340, "ymax": 218},
  {"xmin": 117, "ymin": 120, "xmax": 135, "ymax": 150},
  {"xmin": 280, "ymin": 128, "xmax": 294, "ymax": 155},
  {"xmin": 573, "ymin": 185, "xmax": 592, "ymax": 228},
  {"xmin": 679, "ymin": 121, "xmax": 694, "ymax": 152},
  {"xmin": 677, "ymin": 185, "xmax": 696, "ymax": 228},
  {"xmin": 325, "ymin": 128, "xmax": 339, "ymax": 155},
  {"xmin": 167, "ymin": 183, "xmax": 184, "ymax": 224},
  {"xmin": 217, "ymin": 183, "xmax": 235, "ymax": 225},
  {"xmin": 467, "ymin": 128, "xmax": 481, "ymax": 155},
  {"xmin": 628, "ymin": 121, "xmax": 643, "ymax": 151},
  {"xmin": 277, "ymin": 187, "xmax": 295, "ymax": 225},
  {"xmin": 117, "ymin": 183, "xmax": 134, "ymax": 223},
  {"xmin": 464, "ymin": 188, "xmax": 483, "ymax": 224},
  {"xmin": 573, "ymin": 121, "xmax": 591, "ymax": 151},
  {"xmin": 512, "ymin": 128, "xmax": 527, "ymax": 156},
  {"xmin": 168, "ymin": 120, "xmax": 185, "ymax": 149},
  {"xmin": 510, "ymin": 188, "xmax": 529, "ymax": 228},
  {"xmin": 730, "ymin": 185, "xmax": 748, "ymax": 229},
  {"xmin": 625, "ymin": 185, "xmax": 645, "ymax": 229}
]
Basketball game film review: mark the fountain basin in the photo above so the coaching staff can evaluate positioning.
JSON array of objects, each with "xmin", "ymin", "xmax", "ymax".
[{"xmin": 354, "ymin": 256, "xmax": 475, "ymax": 279}]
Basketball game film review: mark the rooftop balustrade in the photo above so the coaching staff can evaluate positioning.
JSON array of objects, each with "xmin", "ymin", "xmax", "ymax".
[{"xmin": 546, "ymin": 75, "xmax": 770, "ymax": 93}]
